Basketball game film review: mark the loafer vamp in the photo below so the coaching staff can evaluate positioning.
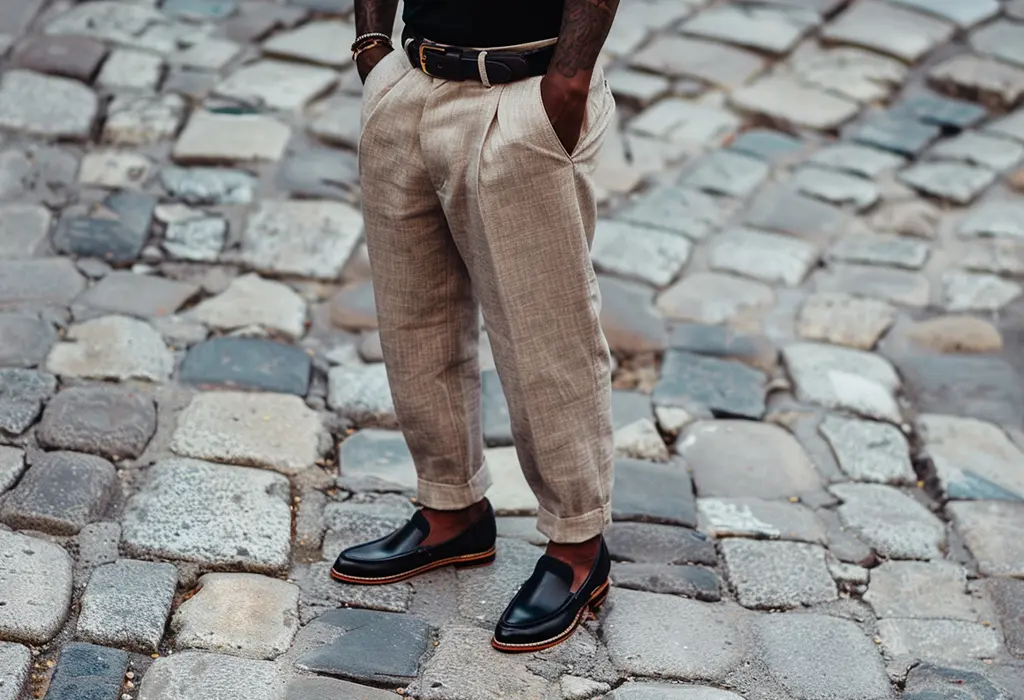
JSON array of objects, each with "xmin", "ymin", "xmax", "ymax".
[
  {"xmin": 493, "ymin": 538, "xmax": 613, "ymax": 651},
  {"xmin": 331, "ymin": 501, "xmax": 498, "ymax": 583}
]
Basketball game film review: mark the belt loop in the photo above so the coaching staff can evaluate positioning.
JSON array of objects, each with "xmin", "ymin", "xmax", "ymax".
[{"xmin": 477, "ymin": 50, "xmax": 491, "ymax": 88}]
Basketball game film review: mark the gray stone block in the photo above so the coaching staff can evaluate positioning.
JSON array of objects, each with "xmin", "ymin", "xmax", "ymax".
[
  {"xmin": 0, "ymin": 446, "xmax": 25, "ymax": 494},
  {"xmin": 608, "ymin": 685, "xmax": 746, "ymax": 700},
  {"xmin": 723, "ymin": 539, "xmax": 837, "ymax": 609},
  {"xmin": 46, "ymin": 642, "xmax": 128, "ymax": 700},
  {"xmin": 604, "ymin": 589, "xmax": 746, "ymax": 682},
  {"xmin": 605, "ymin": 522, "xmax": 717, "ymax": 566},
  {"xmin": 179, "ymin": 337, "xmax": 312, "ymax": 396},
  {"xmin": 864, "ymin": 561, "xmax": 975, "ymax": 621},
  {"xmin": 169, "ymin": 391, "xmax": 328, "ymax": 476},
  {"xmin": 295, "ymin": 608, "xmax": 431, "ymax": 686},
  {"xmin": 655, "ymin": 352, "xmax": 766, "ymax": 420},
  {"xmin": 949, "ymin": 501, "xmax": 1024, "ymax": 576},
  {"xmin": 611, "ymin": 563, "xmax": 720, "ymax": 602},
  {"xmin": 416, "ymin": 625, "xmax": 551, "ymax": 699},
  {"xmin": 77, "ymin": 559, "xmax": 178, "ymax": 652},
  {"xmin": 0, "ymin": 368, "xmax": 56, "ymax": 436},
  {"xmin": 754, "ymin": 614, "xmax": 892, "ymax": 700},
  {"xmin": 0, "ymin": 531, "xmax": 72, "ymax": 644},
  {"xmin": 37, "ymin": 385, "xmax": 157, "ymax": 460},
  {"xmin": 121, "ymin": 458, "xmax": 292, "ymax": 573},
  {"xmin": 136, "ymin": 651, "xmax": 288, "ymax": 700},
  {"xmin": 171, "ymin": 573, "xmax": 299, "ymax": 660},
  {"xmin": 0, "ymin": 643, "xmax": 30, "ymax": 700},
  {"xmin": 681, "ymin": 420, "xmax": 823, "ymax": 500},
  {"xmin": 338, "ymin": 428, "xmax": 416, "ymax": 493},
  {"xmin": 878, "ymin": 618, "xmax": 1001, "ymax": 663},
  {"xmin": 832, "ymin": 483, "xmax": 945, "ymax": 560},
  {"xmin": 0, "ymin": 312, "xmax": 57, "ymax": 368},
  {"xmin": 1, "ymin": 451, "xmax": 118, "ymax": 535},
  {"xmin": 612, "ymin": 458, "xmax": 697, "ymax": 527}
]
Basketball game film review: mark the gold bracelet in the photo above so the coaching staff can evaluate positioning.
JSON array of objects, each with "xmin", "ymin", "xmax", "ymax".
[
  {"xmin": 352, "ymin": 39, "xmax": 391, "ymax": 61},
  {"xmin": 351, "ymin": 32, "xmax": 391, "ymax": 52}
]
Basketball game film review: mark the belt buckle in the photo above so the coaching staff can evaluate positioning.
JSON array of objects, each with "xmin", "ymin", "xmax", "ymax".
[{"xmin": 418, "ymin": 43, "xmax": 445, "ymax": 75}]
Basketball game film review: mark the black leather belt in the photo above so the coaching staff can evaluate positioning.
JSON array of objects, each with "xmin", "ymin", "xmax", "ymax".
[{"xmin": 404, "ymin": 36, "xmax": 555, "ymax": 84}]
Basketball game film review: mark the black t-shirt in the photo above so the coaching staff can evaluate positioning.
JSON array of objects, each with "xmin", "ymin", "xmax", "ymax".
[{"xmin": 403, "ymin": 0, "xmax": 564, "ymax": 48}]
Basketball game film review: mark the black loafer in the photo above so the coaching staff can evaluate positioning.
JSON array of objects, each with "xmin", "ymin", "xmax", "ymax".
[
  {"xmin": 330, "ymin": 500, "xmax": 497, "ymax": 585},
  {"xmin": 492, "ymin": 537, "xmax": 611, "ymax": 653}
]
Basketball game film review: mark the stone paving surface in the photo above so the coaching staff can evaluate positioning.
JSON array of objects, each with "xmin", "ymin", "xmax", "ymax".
[{"xmin": 3, "ymin": 0, "xmax": 1024, "ymax": 698}]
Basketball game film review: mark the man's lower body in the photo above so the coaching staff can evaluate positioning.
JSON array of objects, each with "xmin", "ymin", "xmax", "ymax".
[{"xmin": 332, "ymin": 43, "xmax": 617, "ymax": 653}]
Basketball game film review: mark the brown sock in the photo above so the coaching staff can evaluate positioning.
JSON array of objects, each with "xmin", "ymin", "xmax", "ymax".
[
  {"xmin": 546, "ymin": 535, "xmax": 601, "ymax": 592},
  {"xmin": 419, "ymin": 499, "xmax": 488, "ymax": 546}
]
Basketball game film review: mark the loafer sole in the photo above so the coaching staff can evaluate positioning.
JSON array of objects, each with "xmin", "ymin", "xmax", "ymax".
[
  {"xmin": 330, "ymin": 546, "xmax": 497, "ymax": 585},
  {"xmin": 491, "ymin": 579, "xmax": 610, "ymax": 654}
]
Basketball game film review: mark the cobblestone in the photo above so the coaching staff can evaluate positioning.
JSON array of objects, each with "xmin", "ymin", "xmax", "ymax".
[
  {"xmin": 179, "ymin": 336, "xmax": 312, "ymax": 396},
  {"xmin": 0, "ymin": 368, "xmax": 55, "ymax": 436},
  {"xmin": 681, "ymin": 421, "xmax": 823, "ymax": 499},
  {"xmin": 0, "ymin": 531, "xmax": 72, "ymax": 644},
  {"xmin": 0, "ymin": 450, "xmax": 118, "ymax": 535},
  {"xmin": 77, "ymin": 559, "xmax": 177, "ymax": 652},
  {"xmin": 731, "ymin": 74, "xmax": 859, "ymax": 130},
  {"xmin": 593, "ymin": 219, "xmax": 692, "ymax": 288},
  {"xmin": 797, "ymin": 293, "xmax": 896, "ymax": 350},
  {"xmin": 77, "ymin": 271, "xmax": 199, "ymax": 319},
  {"xmin": 294, "ymin": 608, "xmax": 430, "ymax": 686},
  {"xmin": 754, "ymin": 614, "xmax": 892, "ymax": 700},
  {"xmin": 919, "ymin": 414, "xmax": 1024, "ymax": 501},
  {"xmin": 611, "ymin": 563, "xmax": 720, "ymax": 602},
  {"xmin": 949, "ymin": 501, "xmax": 1024, "ymax": 577},
  {"xmin": 172, "ymin": 573, "xmax": 299, "ymax": 659},
  {"xmin": 723, "ymin": 539, "xmax": 836, "ymax": 609},
  {"xmin": 604, "ymin": 590, "xmax": 745, "ymax": 682},
  {"xmin": 896, "ymin": 354, "xmax": 1024, "ymax": 428},
  {"xmin": 0, "ymin": 312, "xmax": 56, "ymax": 368},
  {"xmin": 821, "ymin": 0, "xmax": 953, "ymax": 62},
  {"xmin": 783, "ymin": 342, "xmax": 902, "ymax": 422},
  {"xmin": 879, "ymin": 619, "xmax": 1002, "ymax": 663},
  {"xmin": 864, "ymin": 561, "xmax": 975, "ymax": 621},
  {"xmin": 819, "ymin": 415, "xmax": 915, "ymax": 484},
  {"xmin": 122, "ymin": 458, "xmax": 292, "ymax": 573},
  {"xmin": 654, "ymin": 351, "xmax": 766, "ymax": 420},
  {"xmin": 0, "ymin": 70, "xmax": 98, "ymax": 139},
  {"xmin": 697, "ymin": 498, "xmax": 826, "ymax": 543},
  {"xmin": 680, "ymin": 4, "xmax": 817, "ymax": 55},
  {"xmin": 46, "ymin": 642, "xmax": 128, "ymax": 700},
  {"xmin": 657, "ymin": 272, "xmax": 774, "ymax": 325},
  {"xmin": 37, "ymin": 385, "xmax": 157, "ymax": 460},
  {"xmin": 47, "ymin": 315, "xmax": 174, "ymax": 382},
  {"xmin": 0, "ymin": 643, "xmax": 29, "ymax": 700},
  {"xmin": 136, "ymin": 651, "xmax": 288, "ymax": 700},
  {"xmin": 0, "ymin": 447, "xmax": 24, "ymax": 495},
  {"xmin": 833, "ymin": 483, "xmax": 945, "ymax": 560},
  {"xmin": 709, "ymin": 227, "xmax": 817, "ymax": 287}
]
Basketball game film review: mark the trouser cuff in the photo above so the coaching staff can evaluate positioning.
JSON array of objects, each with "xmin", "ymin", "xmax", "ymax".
[
  {"xmin": 537, "ymin": 503, "xmax": 611, "ymax": 544},
  {"xmin": 417, "ymin": 464, "xmax": 492, "ymax": 511}
]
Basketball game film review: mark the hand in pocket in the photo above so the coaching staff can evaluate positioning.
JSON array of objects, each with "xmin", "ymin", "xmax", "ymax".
[{"xmin": 539, "ymin": 74, "xmax": 590, "ymax": 155}]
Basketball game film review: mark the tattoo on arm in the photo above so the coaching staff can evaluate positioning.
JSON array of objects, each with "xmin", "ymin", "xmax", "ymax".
[
  {"xmin": 355, "ymin": 0, "xmax": 400, "ymax": 36},
  {"xmin": 551, "ymin": 0, "xmax": 620, "ymax": 80}
]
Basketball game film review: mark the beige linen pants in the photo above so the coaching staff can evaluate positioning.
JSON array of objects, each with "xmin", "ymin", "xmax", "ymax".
[{"xmin": 358, "ymin": 48, "xmax": 616, "ymax": 543}]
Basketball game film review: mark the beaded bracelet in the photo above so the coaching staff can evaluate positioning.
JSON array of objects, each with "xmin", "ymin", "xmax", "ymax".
[
  {"xmin": 351, "ymin": 32, "xmax": 392, "ymax": 52},
  {"xmin": 352, "ymin": 38, "xmax": 391, "ymax": 61}
]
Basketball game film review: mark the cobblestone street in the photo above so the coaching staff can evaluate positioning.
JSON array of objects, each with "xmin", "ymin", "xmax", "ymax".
[{"xmin": 3, "ymin": 0, "xmax": 1024, "ymax": 698}]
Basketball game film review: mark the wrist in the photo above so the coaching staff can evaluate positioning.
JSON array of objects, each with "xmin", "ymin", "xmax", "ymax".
[{"xmin": 543, "ymin": 70, "xmax": 593, "ymax": 98}]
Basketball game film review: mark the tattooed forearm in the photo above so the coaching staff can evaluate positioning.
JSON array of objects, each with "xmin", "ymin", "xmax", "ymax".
[
  {"xmin": 355, "ymin": 0, "xmax": 400, "ymax": 36},
  {"xmin": 551, "ymin": 0, "xmax": 620, "ymax": 80}
]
